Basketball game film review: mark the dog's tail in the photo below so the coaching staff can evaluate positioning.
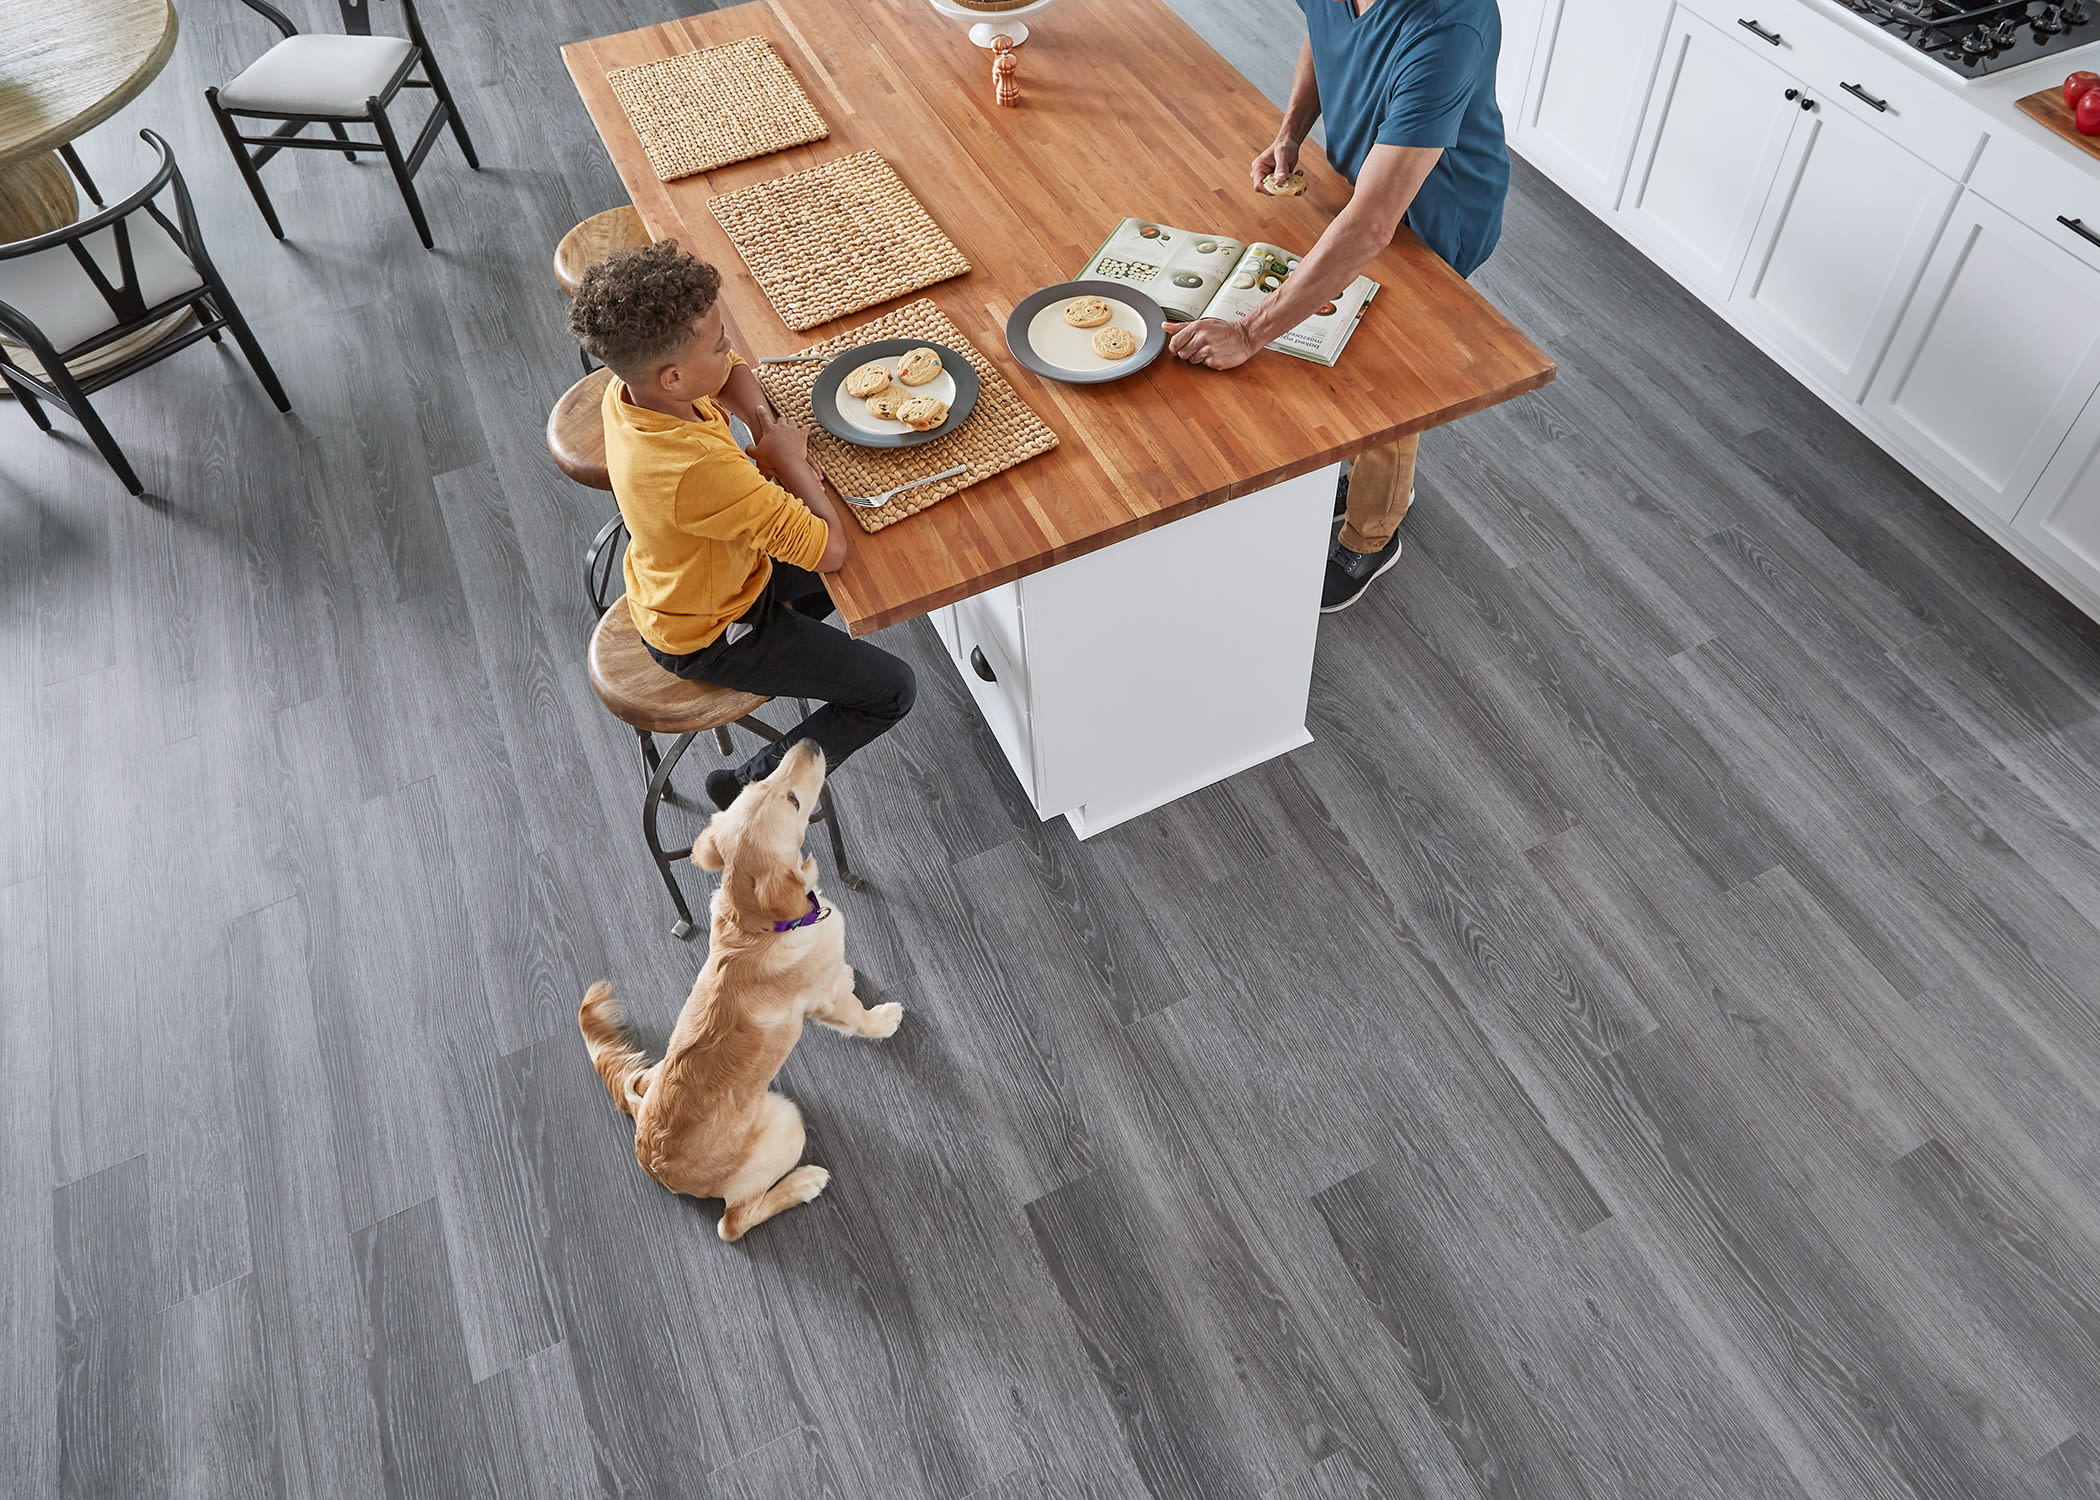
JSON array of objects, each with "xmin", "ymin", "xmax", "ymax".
[{"xmin": 579, "ymin": 981, "xmax": 654, "ymax": 1118}]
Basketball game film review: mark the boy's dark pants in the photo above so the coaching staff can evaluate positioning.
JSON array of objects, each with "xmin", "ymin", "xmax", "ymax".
[{"xmin": 645, "ymin": 562, "xmax": 916, "ymax": 785}]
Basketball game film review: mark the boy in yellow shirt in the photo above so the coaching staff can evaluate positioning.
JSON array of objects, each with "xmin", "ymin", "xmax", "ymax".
[{"xmin": 568, "ymin": 242, "xmax": 915, "ymax": 809}]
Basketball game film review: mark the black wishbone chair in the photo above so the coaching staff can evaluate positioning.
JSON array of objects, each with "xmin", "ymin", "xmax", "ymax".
[
  {"xmin": 0, "ymin": 131, "xmax": 290, "ymax": 497},
  {"xmin": 205, "ymin": 0, "xmax": 479, "ymax": 251}
]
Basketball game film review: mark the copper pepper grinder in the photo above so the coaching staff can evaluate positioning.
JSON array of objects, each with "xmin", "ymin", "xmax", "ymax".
[{"xmin": 991, "ymin": 34, "xmax": 1019, "ymax": 107}]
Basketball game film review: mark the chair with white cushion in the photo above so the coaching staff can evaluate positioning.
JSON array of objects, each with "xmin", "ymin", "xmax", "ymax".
[
  {"xmin": 0, "ymin": 132, "xmax": 290, "ymax": 497},
  {"xmin": 204, "ymin": 0, "xmax": 478, "ymax": 250}
]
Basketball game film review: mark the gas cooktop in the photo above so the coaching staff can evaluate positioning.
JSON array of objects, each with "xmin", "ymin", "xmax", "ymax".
[{"xmin": 1826, "ymin": 0, "xmax": 2095, "ymax": 76}]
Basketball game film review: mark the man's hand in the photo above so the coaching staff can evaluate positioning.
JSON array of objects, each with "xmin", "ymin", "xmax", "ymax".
[
  {"xmin": 1252, "ymin": 137, "xmax": 1301, "ymax": 193},
  {"xmin": 1167, "ymin": 317, "xmax": 1261, "ymax": 371}
]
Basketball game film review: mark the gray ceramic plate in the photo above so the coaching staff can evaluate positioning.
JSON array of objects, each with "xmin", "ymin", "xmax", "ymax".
[
  {"xmin": 1004, "ymin": 280, "xmax": 1168, "ymax": 384},
  {"xmin": 811, "ymin": 340, "xmax": 981, "ymax": 449}
]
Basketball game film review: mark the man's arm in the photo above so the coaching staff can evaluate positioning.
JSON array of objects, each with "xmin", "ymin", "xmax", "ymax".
[
  {"xmin": 1251, "ymin": 40, "xmax": 1321, "ymax": 191},
  {"xmin": 1170, "ymin": 142, "xmax": 1441, "ymax": 370}
]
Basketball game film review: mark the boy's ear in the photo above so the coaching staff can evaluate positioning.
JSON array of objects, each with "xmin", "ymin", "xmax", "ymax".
[{"xmin": 692, "ymin": 823, "xmax": 725, "ymax": 871}]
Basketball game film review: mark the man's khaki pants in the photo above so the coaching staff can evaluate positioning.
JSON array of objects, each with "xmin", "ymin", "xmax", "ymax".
[{"xmin": 1338, "ymin": 432, "xmax": 1418, "ymax": 554}]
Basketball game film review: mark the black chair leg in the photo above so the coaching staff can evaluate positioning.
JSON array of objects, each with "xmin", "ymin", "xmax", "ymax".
[
  {"xmin": 206, "ymin": 90, "xmax": 285, "ymax": 239},
  {"xmin": 638, "ymin": 730, "xmax": 701, "ymax": 939},
  {"xmin": 205, "ymin": 286, "xmax": 292, "ymax": 412},
  {"xmin": 2, "ymin": 368, "xmax": 53, "ymax": 432},
  {"xmin": 326, "ymin": 121, "xmax": 359, "ymax": 162},
  {"xmin": 583, "ymin": 514, "xmax": 626, "ymax": 616},
  {"xmin": 59, "ymin": 380, "xmax": 144, "ymax": 495},
  {"xmin": 368, "ymin": 98, "xmax": 433, "ymax": 249},
  {"xmin": 58, "ymin": 144, "xmax": 102, "ymax": 206},
  {"xmin": 418, "ymin": 52, "xmax": 479, "ymax": 169}
]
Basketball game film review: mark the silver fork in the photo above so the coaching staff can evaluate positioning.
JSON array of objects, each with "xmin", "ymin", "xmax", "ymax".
[{"xmin": 843, "ymin": 464, "xmax": 970, "ymax": 508}]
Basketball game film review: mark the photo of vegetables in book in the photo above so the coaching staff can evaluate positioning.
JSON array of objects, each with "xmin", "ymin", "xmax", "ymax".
[{"xmin": 1076, "ymin": 217, "xmax": 1378, "ymax": 367}]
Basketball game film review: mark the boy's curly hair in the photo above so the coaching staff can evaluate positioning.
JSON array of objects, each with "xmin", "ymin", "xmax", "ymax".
[{"xmin": 566, "ymin": 239, "xmax": 722, "ymax": 377}]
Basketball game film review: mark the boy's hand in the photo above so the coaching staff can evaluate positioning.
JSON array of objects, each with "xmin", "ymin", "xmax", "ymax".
[{"xmin": 749, "ymin": 406, "xmax": 812, "ymax": 479}]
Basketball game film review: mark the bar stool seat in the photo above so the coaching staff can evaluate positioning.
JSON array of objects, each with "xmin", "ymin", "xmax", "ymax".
[
  {"xmin": 554, "ymin": 205, "xmax": 648, "ymax": 298},
  {"xmin": 548, "ymin": 366, "xmax": 614, "ymax": 490},
  {"xmin": 587, "ymin": 604, "xmax": 857, "ymax": 938}
]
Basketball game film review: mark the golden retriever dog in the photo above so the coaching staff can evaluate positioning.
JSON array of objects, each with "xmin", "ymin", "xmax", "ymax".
[{"xmin": 579, "ymin": 741, "xmax": 900, "ymax": 1240}]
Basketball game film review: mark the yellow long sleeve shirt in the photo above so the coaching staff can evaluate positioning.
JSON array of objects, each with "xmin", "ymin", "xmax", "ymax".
[{"xmin": 602, "ymin": 360, "xmax": 828, "ymax": 654}]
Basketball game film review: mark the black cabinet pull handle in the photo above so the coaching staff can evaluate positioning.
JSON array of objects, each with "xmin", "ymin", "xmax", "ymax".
[
  {"xmin": 970, "ymin": 646, "xmax": 997, "ymax": 683},
  {"xmin": 1841, "ymin": 81, "xmax": 1889, "ymax": 111},
  {"xmin": 1739, "ymin": 17, "xmax": 1783, "ymax": 42},
  {"xmin": 2061, "ymin": 216, "xmax": 2100, "ymax": 249}
]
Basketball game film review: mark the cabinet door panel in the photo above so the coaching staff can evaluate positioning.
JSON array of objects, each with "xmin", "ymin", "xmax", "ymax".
[
  {"xmin": 2014, "ymin": 388, "xmax": 2100, "ymax": 613},
  {"xmin": 1620, "ymin": 12, "xmax": 1798, "ymax": 297},
  {"xmin": 1518, "ymin": 0, "xmax": 1671, "ymax": 206},
  {"xmin": 1735, "ymin": 104, "xmax": 1956, "ymax": 398},
  {"xmin": 1869, "ymin": 192, "xmax": 2100, "ymax": 521}
]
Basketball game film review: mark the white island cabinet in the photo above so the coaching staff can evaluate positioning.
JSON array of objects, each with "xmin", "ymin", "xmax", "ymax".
[{"xmin": 1505, "ymin": 0, "xmax": 2100, "ymax": 622}]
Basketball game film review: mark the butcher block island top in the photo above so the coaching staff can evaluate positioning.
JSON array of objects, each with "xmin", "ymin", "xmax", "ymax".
[{"xmin": 562, "ymin": 0, "xmax": 1553, "ymax": 637}]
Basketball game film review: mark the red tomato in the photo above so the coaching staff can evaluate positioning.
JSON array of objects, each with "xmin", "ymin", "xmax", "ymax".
[
  {"xmin": 2069, "ymin": 71, "xmax": 2100, "ymax": 109},
  {"xmin": 2081, "ymin": 88, "xmax": 2100, "ymax": 135}
]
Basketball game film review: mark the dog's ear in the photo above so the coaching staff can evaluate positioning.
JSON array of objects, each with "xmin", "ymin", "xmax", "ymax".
[{"xmin": 692, "ymin": 822, "xmax": 725, "ymax": 871}]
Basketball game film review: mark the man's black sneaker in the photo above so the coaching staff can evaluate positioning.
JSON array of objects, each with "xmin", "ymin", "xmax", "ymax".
[
  {"xmin": 1320, "ymin": 533, "xmax": 1402, "ymax": 613},
  {"xmin": 705, "ymin": 770, "xmax": 744, "ymax": 812}
]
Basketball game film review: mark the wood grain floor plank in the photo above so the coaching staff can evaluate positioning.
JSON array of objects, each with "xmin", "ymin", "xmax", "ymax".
[
  {"xmin": 54, "ymin": 1154, "xmax": 167, "ymax": 1500},
  {"xmin": 475, "ymin": 1340, "xmax": 610, "ymax": 1500},
  {"xmin": 1, "ymin": 878, "xmax": 57, "ymax": 1500},
  {"xmin": 161, "ymin": 1272, "xmax": 288, "ymax": 1500}
]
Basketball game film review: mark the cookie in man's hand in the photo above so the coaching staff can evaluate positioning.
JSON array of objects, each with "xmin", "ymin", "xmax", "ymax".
[{"xmin": 1262, "ymin": 170, "xmax": 1307, "ymax": 197}]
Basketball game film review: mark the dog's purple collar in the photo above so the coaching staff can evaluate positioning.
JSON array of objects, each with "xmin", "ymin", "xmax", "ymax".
[{"xmin": 771, "ymin": 892, "xmax": 827, "ymax": 933}]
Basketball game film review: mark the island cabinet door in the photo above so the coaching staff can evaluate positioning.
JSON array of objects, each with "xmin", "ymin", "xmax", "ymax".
[
  {"xmin": 2013, "ymin": 387, "xmax": 2100, "ymax": 620},
  {"xmin": 1866, "ymin": 190, "xmax": 2100, "ymax": 524},
  {"xmin": 1616, "ymin": 10, "xmax": 1800, "ymax": 300},
  {"xmin": 1729, "ymin": 99, "xmax": 1959, "ymax": 400},
  {"xmin": 1514, "ymin": 0, "xmax": 1672, "ymax": 209}
]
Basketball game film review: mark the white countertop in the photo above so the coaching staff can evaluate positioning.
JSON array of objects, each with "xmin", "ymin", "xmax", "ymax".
[{"xmin": 1796, "ymin": 0, "xmax": 2100, "ymax": 177}]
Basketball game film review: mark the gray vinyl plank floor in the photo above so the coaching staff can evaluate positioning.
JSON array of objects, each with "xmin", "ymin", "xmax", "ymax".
[{"xmin": 7, "ymin": 1, "xmax": 2100, "ymax": 1496}]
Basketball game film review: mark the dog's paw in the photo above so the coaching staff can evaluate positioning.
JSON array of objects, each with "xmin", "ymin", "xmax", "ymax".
[
  {"xmin": 862, "ymin": 1002, "xmax": 903, "ymax": 1038},
  {"xmin": 782, "ymin": 1164, "xmax": 830, "ymax": 1203}
]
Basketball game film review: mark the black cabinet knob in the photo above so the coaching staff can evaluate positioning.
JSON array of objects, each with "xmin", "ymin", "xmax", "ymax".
[
  {"xmin": 1800, "ymin": 95, "xmax": 1816, "ymax": 109},
  {"xmin": 1785, "ymin": 87, "xmax": 1800, "ymax": 99},
  {"xmin": 970, "ymin": 646, "xmax": 996, "ymax": 683}
]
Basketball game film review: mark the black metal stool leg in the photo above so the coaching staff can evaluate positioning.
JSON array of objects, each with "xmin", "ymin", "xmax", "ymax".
[
  {"xmin": 714, "ymin": 728, "xmax": 734, "ymax": 756},
  {"xmin": 638, "ymin": 729, "xmax": 700, "ymax": 939},
  {"xmin": 815, "ymin": 783, "xmax": 860, "ymax": 889},
  {"xmin": 583, "ymin": 514, "xmax": 625, "ymax": 616}
]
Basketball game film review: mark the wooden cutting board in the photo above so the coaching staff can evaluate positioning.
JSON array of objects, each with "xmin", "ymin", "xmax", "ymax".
[{"xmin": 2016, "ymin": 85, "xmax": 2100, "ymax": 164}]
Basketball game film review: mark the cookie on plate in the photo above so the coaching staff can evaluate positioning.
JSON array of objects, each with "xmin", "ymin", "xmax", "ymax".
[
  {"xmin": 1262, "ymin": 170, "xmax": 1307, "ymax": 197},
  {"xmin": 865, "ymin": 389, "xmax": 908, "ymax": 421},
  {"xmin": 896, "ymin": 347, "xmax": 944, "ymax": 386},
  {"xmin": 897, "ymin": 395, "xmax": 949, "ymax": 431},
  {"xmin": 1062, "ymin": 295, "xmax": 1113, "ymax": 329},
  {"xmin": 844, "ymin": 361, "xmax": 891, "ymax": 398},
  {"xmin": 1092, "ymin": 325, "xmax": 1137, "ymax": 360}
]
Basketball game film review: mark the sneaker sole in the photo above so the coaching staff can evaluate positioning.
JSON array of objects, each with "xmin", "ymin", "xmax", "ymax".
[{"xmin": 1319, "ymin": 537, "xmax": 1404, "ymax": 614}]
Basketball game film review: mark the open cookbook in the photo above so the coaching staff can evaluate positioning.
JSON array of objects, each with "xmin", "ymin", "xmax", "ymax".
[{"xmin": 1075, "ymin": 217, "xmax": 1378, "ymax": 367}]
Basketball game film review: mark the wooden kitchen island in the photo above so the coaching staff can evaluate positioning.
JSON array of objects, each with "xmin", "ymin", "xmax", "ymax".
[{"xmin": 564, "ymin": 0, "xmax": 1552, "ymax": 836}]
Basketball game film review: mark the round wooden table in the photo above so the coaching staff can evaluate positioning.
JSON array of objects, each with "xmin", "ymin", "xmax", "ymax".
[{"xmin": 0, "ymin": 0, "xmax": 180, "ymax": 242}]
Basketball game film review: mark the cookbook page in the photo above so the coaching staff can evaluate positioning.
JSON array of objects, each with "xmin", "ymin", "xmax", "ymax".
[
  {"xmin": 1077, "ymin": 218, "xmax": 1246, "ymax": 323},
  {"xmin": 1200, "ymin": 242, "xmax": 1378, "ymax": 366}
]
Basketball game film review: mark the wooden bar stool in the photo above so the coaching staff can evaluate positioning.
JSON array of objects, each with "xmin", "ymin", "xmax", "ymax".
[
  {"xmin": 588, "ymin": 602, "xmax": 858, "ymax": 939},
  {"xmin": 546, "ymin": 366, "xmax": 628, "ymax": 615},
  {"xmin": 554, "ymin": 205, "xmax": 648, "ymax": 370}
]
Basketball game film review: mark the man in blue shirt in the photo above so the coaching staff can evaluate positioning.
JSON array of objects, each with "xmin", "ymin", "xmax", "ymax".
[{"xmin": 1169, "ymin": 0, "xmax": 1509, "ymax": 612}]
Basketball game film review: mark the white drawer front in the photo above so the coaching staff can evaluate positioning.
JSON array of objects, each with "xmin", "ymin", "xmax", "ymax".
[
  {"xmin": 1969, "ymin": 134, "xmax": 2100, "ymax": 277},
  {"xmin": 945, "ymin": 590, "xmax": 1037, "ymax": 805}
]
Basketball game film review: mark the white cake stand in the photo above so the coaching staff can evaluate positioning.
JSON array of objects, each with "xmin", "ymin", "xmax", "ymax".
[{"xmin": 924, "ymin": 0, "xmax": 1062, "ymax": 47}]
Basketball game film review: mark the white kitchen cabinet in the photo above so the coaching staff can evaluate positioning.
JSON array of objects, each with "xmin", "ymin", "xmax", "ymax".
[
  {"xmin": 1497, "ymin": 0, "xmax": 1547, "ymax": 120},
  {"xmin": 2014, "ymin": 388, "xmax": 2100, "ymax": 618},
  {"xmin": 1732, "ymin": 91, "xmax": 1959, "ymax": 399},
  {"xmin": 1514, "ymin": 0, "xmax": 1670, "ymax": 207},
  {"xmin": 931, "ymin": 463, "xmax": 1340, "ymax": 837},
  {"xmin": 1867, "ymin": 189, "xmax": 2100, "ymax": 523},
  {"xmin": 1619, "ymin": 10, "xmax": 1800, "ymax": 298}
]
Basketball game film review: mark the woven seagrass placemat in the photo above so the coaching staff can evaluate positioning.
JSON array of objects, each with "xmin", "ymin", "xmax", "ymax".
[
  {"xmin": 710, "ymin": 151, "xmax": 971, "ymax": 333},
  {"xmin": 753, "ymin": 300, "xmax": 1057, "ymax": 534},
  {"xmin": 606, "ymin": 37, "xmax": 828, "ymax": 182}
]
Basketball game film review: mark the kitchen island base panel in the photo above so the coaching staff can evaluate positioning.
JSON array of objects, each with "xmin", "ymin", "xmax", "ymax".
[{"xmin": 932, "ymin": 462, "xmax": 1341, "ymax": 838}]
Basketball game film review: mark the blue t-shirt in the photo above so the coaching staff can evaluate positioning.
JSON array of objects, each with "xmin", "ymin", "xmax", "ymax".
[{"xmin": 1298, "ymin": 0, "xmax": 1508, "ymax": 278}]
